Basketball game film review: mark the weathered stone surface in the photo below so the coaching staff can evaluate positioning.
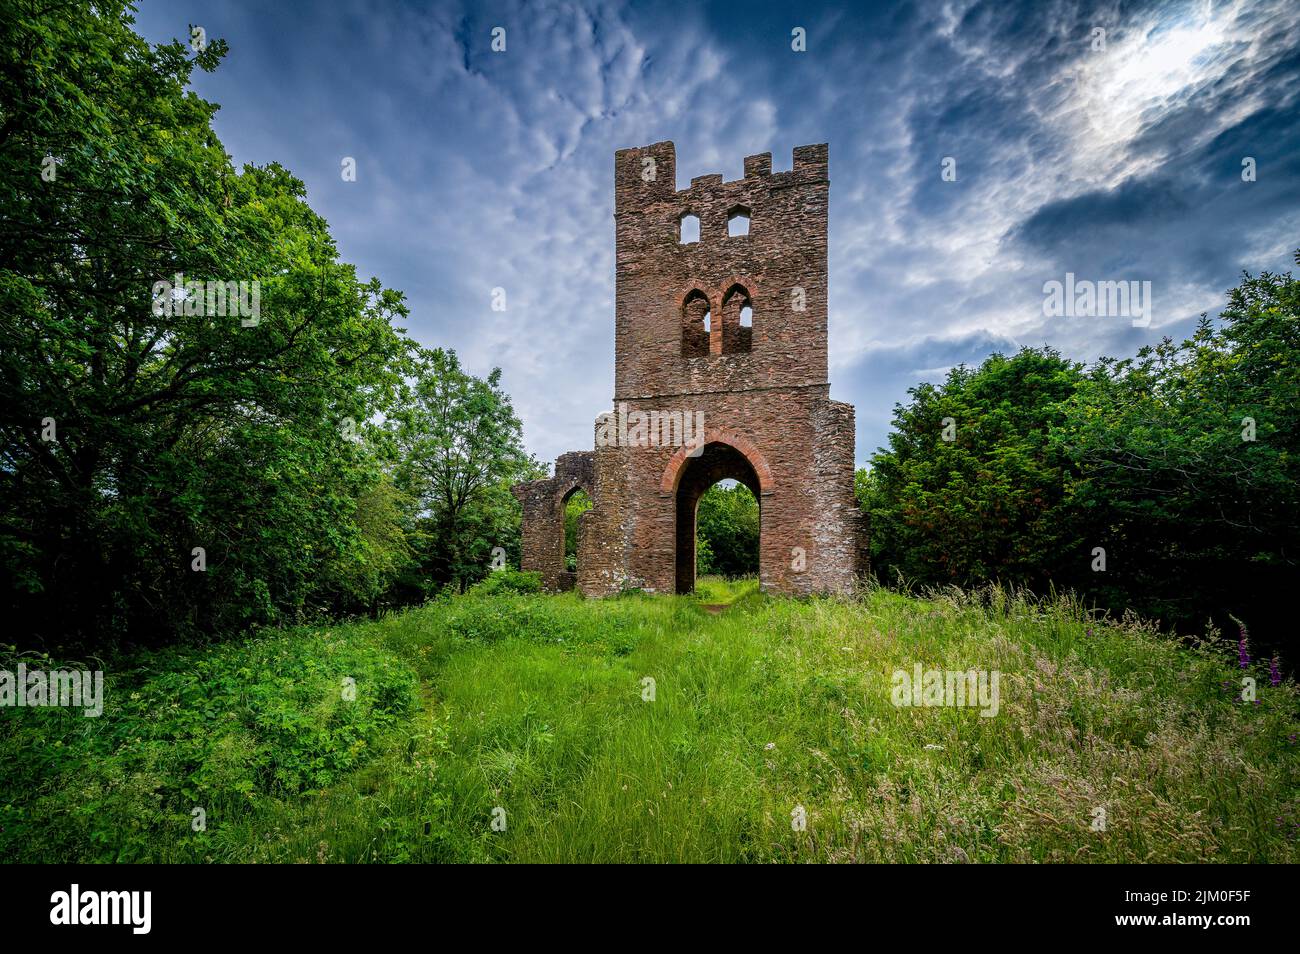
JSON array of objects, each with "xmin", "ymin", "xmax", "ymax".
[
  {"xmin": 514, "ymin": 141, "xmax": 866, "ymax": 596},
  {"xmin": 511, "ymin": 451, "xmax": 594, "ymax": 592}
]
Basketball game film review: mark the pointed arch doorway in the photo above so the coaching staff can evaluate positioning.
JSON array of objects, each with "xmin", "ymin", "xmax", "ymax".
[{"xmin": 667, "ymin": 439, "xmax": 769, "ymax": 594}]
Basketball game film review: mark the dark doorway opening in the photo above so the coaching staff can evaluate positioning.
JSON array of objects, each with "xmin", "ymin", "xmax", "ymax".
[{"xmin": 674, "ymin": 442, "xmax": 761, "ymax": 593}]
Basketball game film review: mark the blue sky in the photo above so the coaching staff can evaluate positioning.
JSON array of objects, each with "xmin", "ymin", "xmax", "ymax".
[{"xmin": 133, "ymin": 0, "xmax": 1300, "ymax": 466}]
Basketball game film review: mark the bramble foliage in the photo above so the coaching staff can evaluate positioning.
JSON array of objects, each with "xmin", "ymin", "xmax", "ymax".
[
  {"xmin": 0, "ymin": 632, "xmax": 416, "ymax": 862},
  {"xmin": 469, "ymin": 568, "xmax": 543, "ymax": 597}
]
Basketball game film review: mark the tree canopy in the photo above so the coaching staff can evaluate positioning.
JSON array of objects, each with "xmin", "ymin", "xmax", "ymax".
[
  {"xmin": 0, "ymin": 2, "xmax": 536, "ymax": 646},
  {"xmin": 862, "ymin": 260, "xmax": 1300, "ymax": 655}
]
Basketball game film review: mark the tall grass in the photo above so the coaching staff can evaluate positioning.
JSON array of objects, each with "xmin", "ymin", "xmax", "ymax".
[{"xmin": 2, "ymin": 577, "xmax": 1296, "ymax": 862}]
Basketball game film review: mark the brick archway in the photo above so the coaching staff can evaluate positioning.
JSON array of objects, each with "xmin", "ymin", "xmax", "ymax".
[
  {"xmin": 665, "ymin": 436, "xmax": 770, "ymax": 594},
  {"xmin": 553, "ymin": 479, "xmax": 593, "ymax": 511},
  {"xmin": 659, "ymin": 428, "xmax": 773, "ymax": 498}
]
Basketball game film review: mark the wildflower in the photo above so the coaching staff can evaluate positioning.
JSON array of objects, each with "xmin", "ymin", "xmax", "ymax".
[
  {"xmin": 764, "ymin": 742, "xmax": 776, "ymax": 751},
  {"xmin": 1237, "ymin": 621, "xmax": 1250, "ymax": 669},
  {"xmin": 1270, "ymin": 656, "xmax": 1281, "ymax": 687}
]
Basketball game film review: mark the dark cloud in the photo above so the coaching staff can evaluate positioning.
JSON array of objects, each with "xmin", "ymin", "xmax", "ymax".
[{"xmin": 1013, "ymin": 178, "xmax": 1192, "ymax": 253}]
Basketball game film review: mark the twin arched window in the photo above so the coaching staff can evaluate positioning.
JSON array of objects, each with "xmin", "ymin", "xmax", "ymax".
[{"xmin": 681, "ymin": 284, "xmax": 753, "ymax": 357}]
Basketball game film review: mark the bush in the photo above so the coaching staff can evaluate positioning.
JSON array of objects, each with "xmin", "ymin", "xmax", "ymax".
[
  {"xmin": 443, "ymin": 595, "xmax": 577, "ymax": 645},
  {"xmin": 470, "ymin": 569, "xmax": 543, "ymax": 596}
]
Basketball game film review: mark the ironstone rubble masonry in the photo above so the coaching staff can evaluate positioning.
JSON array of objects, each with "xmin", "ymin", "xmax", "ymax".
[{"xmin": 513, "ymin": 141, "xmax": 867, "ymax": 595}]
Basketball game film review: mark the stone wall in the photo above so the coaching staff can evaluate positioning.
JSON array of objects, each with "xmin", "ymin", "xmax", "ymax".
[{"xmin": 511, "ymin": 451, "xmax": 594, "ymax": 592}]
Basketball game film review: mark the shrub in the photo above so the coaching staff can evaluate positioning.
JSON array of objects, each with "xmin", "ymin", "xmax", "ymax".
[
  {"xmin": 470, "ymin": 569, "xmax": 543, "ymax": 596},
  {"xmin": 443, "ymin": 595, "xmax": 577, "ymax": 645}
]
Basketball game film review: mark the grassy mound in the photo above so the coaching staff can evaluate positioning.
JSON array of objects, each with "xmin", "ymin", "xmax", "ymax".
[{"xmin": 2, "ymin": 578, "xmax": 1296, "ymax": 862}]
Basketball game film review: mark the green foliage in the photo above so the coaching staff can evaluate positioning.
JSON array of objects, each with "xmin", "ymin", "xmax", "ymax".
[
  {"xmin": 469, "ymin": 569, "xmax": 543, "ymax": 596},
  {"xmin": 442, "ymin": 593, "xmax": 581, "ymax": 646},
  {"xmin": 695, "ymin": 482, "xmax": 759, "ymax": 577},
  {"xmin": 0, "ymin": 2, "xmax": 413, "ymax": 646},
  {"xmin": 2, "ymin": 585, "xmax": 1295, "ymax": 862},
  {"xmin": 692, "ymin": 574, "xmax": 760, "ymax": 606},
  {"xmin": 865, "ymin": 348, "xmax": 1087, "ymax": 589},
  {"xmin": 864, "ymin": 266, "xmax": 1300, "ymax": 650},
  {"xmin": 389, "ymin": 347, "xmax": 538, "ymax": 592},
  {"xmin": 332, "ymin": 476, "xmax": 416, "ymax": 613},
  {"xmin": 0, "ymin": 628, "xmax": 417, "ymax": 862},
  {"xmin": 0, "ymin": 4, "xmax": 549, "ymax": 644},
  {"xmin": 1051, "ymin": 266, "xmax": 1300, "ymax": 634}
]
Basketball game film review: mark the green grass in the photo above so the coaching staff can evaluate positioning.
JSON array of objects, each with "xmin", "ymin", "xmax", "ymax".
[{"xmin": 3, "ymin": 577, "xmax": 1297, "ymax": 862}]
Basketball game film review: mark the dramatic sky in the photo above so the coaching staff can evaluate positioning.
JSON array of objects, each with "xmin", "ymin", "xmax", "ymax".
[{"xmin": 133, "ymin": 0, "xmax": 1300, "ymax": 466}]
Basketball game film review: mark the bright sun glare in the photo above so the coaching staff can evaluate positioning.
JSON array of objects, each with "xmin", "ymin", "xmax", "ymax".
[
  {"xmin": 1072, "ymin": 2, "xmax": 1234, "ymax": 169},
  {"xmin": 1102, "ymin": 17, "xmax": 1228, "ymax": 103}
]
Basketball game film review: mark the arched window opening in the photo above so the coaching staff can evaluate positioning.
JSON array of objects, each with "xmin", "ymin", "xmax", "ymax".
[
  {"xmin": 679, "ymin": 213, "xmax": 700, "ymax": 244},
  {"xmin": 563, "ymin": 488, "xmax": 592, "ymax": 575},
  {"xmin": 720, "ymin": 284, "xmax": 754, "ymax": 354},
  {"xmin": 727, "ymin": 206, "xmax": 751, "ymax": 237},
  {"xmin": 681, "ymin": 289, "xmax": 711, "ymax": 358}
]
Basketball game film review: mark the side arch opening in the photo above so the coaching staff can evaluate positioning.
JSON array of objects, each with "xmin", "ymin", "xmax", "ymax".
[{"xmin": 559, "ymin": 486, "xmax": 592, "ymax": 591}]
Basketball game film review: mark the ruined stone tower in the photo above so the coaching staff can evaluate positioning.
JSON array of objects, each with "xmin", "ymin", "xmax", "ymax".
[{"xmin": 514, "ymin": 141, "xmax": 865, "ymax": 595}]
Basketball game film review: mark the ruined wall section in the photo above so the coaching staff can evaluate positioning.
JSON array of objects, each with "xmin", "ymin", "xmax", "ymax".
[
  {"xmin": 810, "ymin": 399, "xmax": 867, "ymax": 594},
  {"xmin": 511, "ymin": 450, "xmax": 594, "ymax": 592}
]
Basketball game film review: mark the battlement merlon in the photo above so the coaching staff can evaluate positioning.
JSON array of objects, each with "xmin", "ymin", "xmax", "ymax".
[
  {"xmin": 614, "ymin": 141, "xmax": 677, "ymax": 207},
  {"xmin": 791, "ymin": 143, "xmax": 828, "ymax": 175},
  {"xmin": 614, "ymin": 141, "xmax": 829, "ymax": 213}
]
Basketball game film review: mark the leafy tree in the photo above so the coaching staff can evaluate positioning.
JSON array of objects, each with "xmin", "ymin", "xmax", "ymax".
[
  {"xmin": 1054, "ymin": 258, "xmax": 1300, "ymax": 635},
  {"xmin": 389, "ymin": 347, "xmax": 536, "ymax": 591},
  {"xmin": 695, "ymin": 482, "xmax": 759, "ymax": 578},
  {"xmin": 0, "ymin": 2, "xmax": 411, "ymax": 646},
  {"xmin": 864, "ymin": 260, "xmax": 1300, "ymax": 657},
  {"xmin": 865, "ymin": 349, "xmax": 1088, "ymax": 589},
  {"xmin": 318, "ymin": 475, "xmax": 415, "ymax": 618}
]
